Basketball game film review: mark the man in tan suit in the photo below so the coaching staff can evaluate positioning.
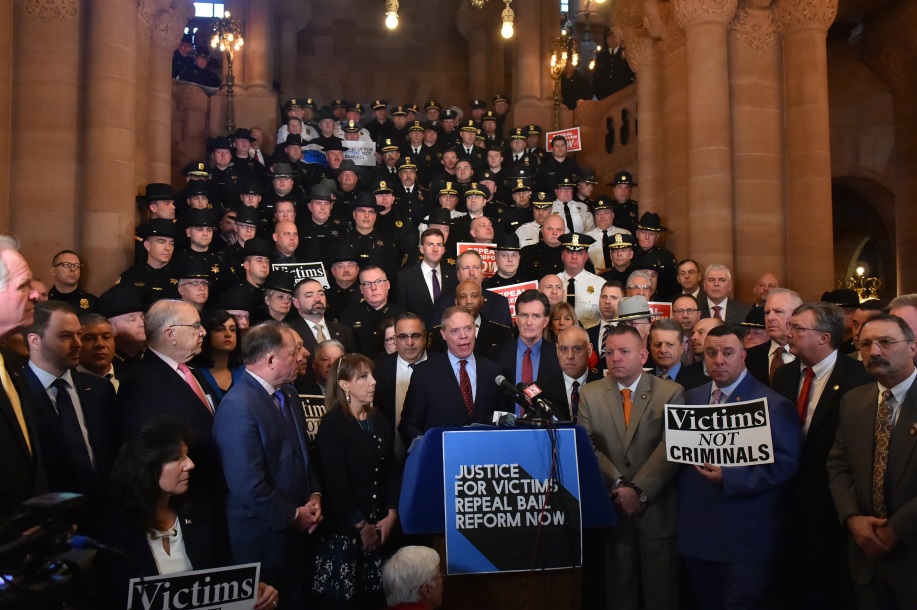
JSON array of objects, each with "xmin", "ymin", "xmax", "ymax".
[{"xmin": 579, "ymin": 324, "xmax": 685, "ymax": 610}]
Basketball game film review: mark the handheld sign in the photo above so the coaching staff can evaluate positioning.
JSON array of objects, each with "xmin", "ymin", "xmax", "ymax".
[
  {"xmin": 545, "ymin": 127, "xmax": 582, "ymax": 152},
  {"xmin": 127, "ymin": 563, "xmax": 260, "ymax": 610},
  {"xmin": 299, "ymin": 394, "xmax": 326, "ymax": 443},
  {"xmin": 664, "ymin": 398, "xmax": 774, "ymax": 466},
  {"xmin": 272, "ymin": 262, "xmax": 329, "ymax": 289},
  {"xmin": 488, "ymin": 280, "xmax": 538, "ymax": 323},
  {"xmin": 456, "ymin": 242, "xmax": 497, "ymax": 278}
]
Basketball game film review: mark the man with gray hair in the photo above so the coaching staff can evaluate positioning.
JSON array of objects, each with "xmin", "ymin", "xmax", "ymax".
[
  {"xmin": 0, "ymin": 235, "xmax": 44, "ymax": 522},
  {"xmin": 746, "ymin": 287, "xmax": 803, "ymax": 386},
  {"xmin": 699, "ymin": 263, "xmax": 751, "ymax": 324},
  {"xmin": 625, "ymin": 268, "xmax": 657, "ymax": 301},
  {"xmin": 382, "ymin": 546, "xmax": 443, "ymax": 609}
]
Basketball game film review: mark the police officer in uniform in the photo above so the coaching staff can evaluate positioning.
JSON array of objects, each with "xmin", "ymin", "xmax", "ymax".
[
  {"xmin": 501, "ymin": 177, "xmax": 535, "ymax": 235},
  {"xmin": 325, "ymin": 244, "xmax": 362, "ymax": 322},
  {"xmin": 115, "ymin": 219, "xmax": 180, "ymax": 307},
  {"xmin": 341, "ymin": 192, "xmax": 402, "ymax": 286},
  {"xmin": 172, "ymin": 33, "xmax": 194, "ymax": 78},
  {"xmin": 277, "ymin": 98, "xmax": 319, "ymax": 144},
  {"xmin": 371, "ymin": 178, "xmax": 417, "ymax": 264},
  {"xmin": 338, "ymin": 266, "xmax": 405, "ymax": 357},
  {"xmin": 366, "ymin": 99, "xmax": 394, "ymax": 143},
  {"xmin": 504, "ymin": 127, "xmax": 539, "ymax": 178},
  {"xmin": 482, "ymin": 234, "xmax": 523, "ymax": 290},
  {"xmin": 208, "ymin": 136, "xmax": 239, "ymax": 212},
  {"xmin": 600, "ymin": 232, "xmax": 637, "ymax": 286},
  {"xmin": 610, "ymin": 170, "xmax": 640, "ymax": 234},
  {"xmin": 172, "ymin": 208, "xmax": 232, "ymax": 300},
  {"xmin": 630, "ymin": 212, "xmax": 679, "ymax": 300},
  {"xmin": 392, "ymin": 157, "xmax": 427, "ymax": 226},
  {"xmin": 262, "ymin": 162, "xmax": 307, "ymax": 223},
  {"xmin": 229, "ymin": 128, "xmax": 266, "ymax": 184},
  {"xmin": 176, "ymin": 45, "xmax": 221, "ymax": 89},
  {"xmin": 221, "ymin": 237, "xmax": 274, "ymax": 314},
  {"xmin": 536, "ymin": 134, "xmax": 582, "ymax": 193},
  {"xmin": 515, "ymin": 191, "xmax": 555, "ymax": 248},
  {"xmin": 98, "ymin": 287, "xmax": 147, "ymax": 377},
  {"xmin": 456, "ymin": 120, "xmax": 486, "ymax": 171},
  {"xmin": 48, "ymin": 250, "xmax": 99, "ymax": 314},
  {"xmin": 557, "ymin": 233, "xmax": 605, "ymax": 329},
  {"xmin": 296, "ymin": 182, "xmax": 349, "ymax": 265}
]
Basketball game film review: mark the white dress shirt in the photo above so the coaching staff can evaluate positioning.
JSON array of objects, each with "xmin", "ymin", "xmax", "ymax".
[{"xmin": 799, "ymin": 350, "xmax": 837, "ymax": 435}]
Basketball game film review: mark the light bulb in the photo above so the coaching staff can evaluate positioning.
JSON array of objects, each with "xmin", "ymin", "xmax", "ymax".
[
  {"xmin": 501, "ymin": 21, "xmax": 513, "ymax": 39},
  {"xmin": 589, "ymin": 59, "xmax": 595, "ymax": 70},
  {"xmin": 385, "ymin": 11, "xmax": 399, "ymax": 29}
]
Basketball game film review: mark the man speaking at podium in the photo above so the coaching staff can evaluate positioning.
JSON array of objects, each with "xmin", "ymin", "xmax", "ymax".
[
  {"xmin": 578, "ymin": 323, "xmax": 685, "ymax": 610},
  {"xmin": 399, "ymin": 306, "xmax": 509, "ymax": 450}
]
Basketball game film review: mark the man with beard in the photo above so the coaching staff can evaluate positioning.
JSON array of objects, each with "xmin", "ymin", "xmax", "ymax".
[{"xmin": 289, "ymin": 278, "xmax": 355, "ymax": 355}]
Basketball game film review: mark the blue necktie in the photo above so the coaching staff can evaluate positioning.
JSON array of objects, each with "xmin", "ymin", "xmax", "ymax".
[{"xmin": 274, "ymin": 389, "xmax": 294, "ymax": 427}]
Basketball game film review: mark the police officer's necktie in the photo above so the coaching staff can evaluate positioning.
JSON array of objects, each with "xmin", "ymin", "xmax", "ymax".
[
  {"xmin": 567, "ymin": 277, "xmax": 576, "ymax": 306},
  {"xmin": 51, "ymin": 378, "xmax": 96, "ymax": 481},
  {"xmin": 563, "ymin": 203, "xmax": 576, "ymax": 233},
  {"xmin": 872, "ymin": 390, "xmax": 894, "ymax": 518},
  {"xmin": 601, "ymin": 229, "xmax": 612, "ymax": 268},
  {"xmin": 570, "ymin": 381, "xmax": 580, "ymax": 420},
  {"xmin": 414, "ymin": 148, "xmax": 420, "ymax": 155}
]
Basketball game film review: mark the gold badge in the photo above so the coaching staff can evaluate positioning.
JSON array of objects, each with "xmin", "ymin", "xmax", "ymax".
[
  {"xmin": 380, "ymin": 180, "xmax": 387, "ymax": 189},
  {"xmin": 447, "ymin": 258, "xmax": 456, "ymax": 266},
  {"xmin": 614, "ymin": 234, "xmax": 623, "ymax": 244},
  {"xmin": 587, "ymin": 286, "xmax": 595, "ymax": 294},
  {"xmin": 395, "ymin": 220, "xmax": 403, "ymax": 228},
  {"xmin": 134, "ymin": 282, "xmax": 145, "ymax": 287},
  {"xmin": 79, "ymin": 298, "xmax": 89, "ymax": 309},
  {"xmin": 212, "ymin": 265, "xmax": 220, "ymax": 274},
  {"xmin": 376, "ymin": 240, "xmax": 384, "ymax": 246},
  {"xmin": 354, "ymin": 321, "xmax": 362, "ymax": 328},
  {"xmin": 170, "ymin": 278, "xmax": 179, "ymax": 285},
  {"xmin": 418, "ymin": 193, "xmax": 424, "ymax": 200}
]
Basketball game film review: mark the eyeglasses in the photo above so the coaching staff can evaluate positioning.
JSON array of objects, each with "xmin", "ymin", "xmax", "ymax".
[
  {"xmin": 179, "ymin": 280, "xmax": 209, "ymax": 288},
  {"xmin": 627, "ymin": 284, "xmax": 650, "ymax": 291},
  {"xmin": 673, "ymin": 308, "xmax": 699, "ymax": 315},
  {"xmin": 858, "ymin": 338, "xmax": 910, "ymax": 351},
  {"xmin": 557, "ymin": 346, "xmax": 586, "ymax": 355},
  {"xmin": 396, "ymin": 333, "xmax": 426, "ymax": 341},
  {"xmin": 786, "ymin": 323, "xmax": 818, "ymax": 334},
  {"xmin": 53, "ymin": 262, "xmax": 83, "ymax": 271},
  {"xmin": 359, "ymin": 279, "xmax": 388, "ymax": 288},
  {"xmin": 170, "ymin": 323, "xmax": 203, "ymax": 331},
  {"xmin": 384, "ymin": 336, "xmax": 396, "ymax": 344}
]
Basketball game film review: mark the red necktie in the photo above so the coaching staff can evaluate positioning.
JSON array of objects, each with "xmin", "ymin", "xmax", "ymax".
[
  {"xmin": 178, "ymin": 363, "xmax": 212, "ymax": 414},
  {"xmin": 459, "ymin": 360, "xmax": 474, "ymax": 417},
  {"xmin": 522, "ymin": 348, "xmax": 533, "ymax": 384},
  {"xmin": 797, "ymin": 366, "xmax": 815, "ymax": 423},
  {"xmin": 712, "ymin": 305, "xmax": 723, "ymax": 320},
  {"xmin": 769, "ymin": 346, "xmax": 786, "ymax": 382}
]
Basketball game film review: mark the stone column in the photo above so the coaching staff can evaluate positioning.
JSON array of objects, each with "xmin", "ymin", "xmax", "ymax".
[
  {"xmin": 135, "ymin": 15, "xmax": 151, "ymax": 189},
  {"xmin": 242, "ymin": 0, "xmax": 271, "ymax": 91},
  {"xmin": 9, "ymin": 0, "xmax": 81, "ymax": 266},
  {"xmin": 173, "ymin": 82, "xmax": 212, "ymax": 176},
  {"xmin": 674, "ymin": 0, "xmax": 738, "ymax": 271},
  {"xmin": 80, "ymin": 0, "xmax": 139, "ymax": 294},
  {"xmin": 276, "ymin": 0, "xmax": 311, "ymax": 101},
  {"xmin": 512, "ymin": 0, "xmax": 544, "ymax": 127},
  {"xmin": 0, "ymin": 1, "xmax": 12, "ymax": 229},
  {"xmin": 776, "ymin": 0, "xmax": 837, "ymax": 299},
  {"xmin": 729, "ymin": 0, "xmax": 785, "ymax": 298}
]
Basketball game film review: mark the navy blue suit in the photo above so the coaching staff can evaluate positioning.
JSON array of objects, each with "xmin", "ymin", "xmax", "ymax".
[
  {"xmin": 491, "ymin": 337, "xmax": 562, "ymax": 386},
  {"xmin": 212, "ymin": 371, "xmax": 320, "ymax": 610},
  {"xmin": 678, "ymin": 371, "xmax": 801, "ymax": 608},
  {"xmin": 399, "ymin": 353, "xmax": 510, "ymax": 447}
]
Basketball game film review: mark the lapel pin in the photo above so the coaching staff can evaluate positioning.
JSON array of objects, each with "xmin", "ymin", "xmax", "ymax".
[
  {"xmin": 833, "ymin": 385, "xmax": 840, "ymax": 391},
  {"xmin": 641, "ymin": 394, "xmax": 648, "ymax": 400},
  {"xmin": 735, "ymin": 396, "xmax": 742, "ymax": 401},
  {"xmin": 184, "ymin": 518, "xmax": 193, "ymax": 525}
]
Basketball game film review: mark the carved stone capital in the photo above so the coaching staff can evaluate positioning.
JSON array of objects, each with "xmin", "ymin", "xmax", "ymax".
[
  {"xmin": 173, "ymin": 81, "xmax": 211, "ymax": 112},
  {"xmin": 644, "ymin": 0, "xmax": 686, "ymax": 51},
  {"xmin": 18, "ymin": 0, "xmax": 80, "ymax": 21},
  {"xmin": 775, "ymin": 0, "xmax": 837, "ymax": 35},
  {"xmin": 860, "ymin": 0, "xmax": 917, "ymax": 93},
  {"xmin": 626, "ymin": 31, "xmax": 664, "ymax": 73},
  {"xmin": 730, "ymin": 2, "xmax": 778, "ymax": 62},
  {"xmin": 674, "ymin": 0, "xmax": 739, "ymax": 30}
]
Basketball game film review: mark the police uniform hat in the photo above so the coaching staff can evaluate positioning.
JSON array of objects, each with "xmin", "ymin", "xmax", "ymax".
[
  {"xmin": 269, "ymin": 163, "xmax": 296, "ymax": 178},
  {"xmin": 231, "ymin": 127, "xmax": 254, "ymax": 142},
  {"xmin": 342, "ymin": 120, "xmax": 361, "ymax": 133},
  {"xmin": 185, "ymin": 181, "xmax": 211, "ymax": 197},
  {"xmin": 282, "ymin": 134, "xmax": 305, "ymax": 147},
  {"xmin": 460, "ymin": 120, "xmax": 478, "ymax": 132},
  {"xmin": 510, "ymin": 127, "xmax": 527, "ymax": 140},
  {"xmin": 464, "ymin": 182, "xmax": 490, "ymax": 198},
  {"xmin": 532, "ymin": 192, "xmax": 554, "ymax": 207},
  {"xmin": 470, "ymin": 99, "xmax": 487, "ymax": 109},
  {"xmin": 338, "ymin": 159, "xmax": 359, "ymax": 174},
  {"xmin": 348, "ymin": 102, "xmax": 365, "ymax": 115},
  {"xmin": 316, "ymin": 107, "xmax": 335, "ymax": 121},
  {"xmin": 301, "ymin": 98, "xmax": 318, "ymax": 111},
  {"xmin": 611, "ymin": 170, "xmax": 638, "ymax": 186},
  {"xmin": 351, "ymin": 190, "xmax": 384, "ymax": 212},
  {"xmin": 231, "ymin": 207, "xmax": 260, "ymax": 228},
  {"xmin": 425, "ymin": 208, "xmax": 454, "ymax": 227},
  {"xmin": 482, "ymin": 110, "xmax": 498, "ymax": 123},
  {"xmin": 328, "ymin": 243, "xmax": 360, "ymax": 266},
  {"xmin": 494, "ymin": 233, "xmax": 521, "ymax": 252},
  {"xmin": 559, "ymin": 233, "xmax": 596, "ymax": 251},
  {"xmin": 216, "ymin": 286, "xmax": 252, "ymax": 313},
  {"xmin": 173, "ymin": 257, "xmax": 212, "ymax": 281},
  {"xmin": 371, "ymin": 178, "xmax": 394, "ymax": 195},
  {"xmin": 527, "ymin": 124, "xmax": 543, "ymax": 136},
  {"xmin": 637, "ymin": 212, "xmax": 667, "ymax": 232},
  {"xmin": 194, "ymin": 45, "xmax": 211, "ymax": 58},
  {"xmin": 438, "ymin": 182, "xmax": 459, "ymax": 197},
  {"xmin": 406, "ymin": 103, "xmax": 420, "ymax": 115},
  {"xmin": 99, "ymin": 287, "xmax": 145, "ymax": 318},
  {"xmin": 474, "ymin": 132, "xmax": 486, "ymax": 142},
  {"xmin": 181, "ymin": 33, "xmax": 194, "ymax": 44},
  {"xmin": 822, "ymin": 288, "xmax": 860, "ymax": 308},
  {"xmin": 485, "ymin": 142, "xmax": 503, "ymax": 153},
  {"xmin": 242, "ymin": 238, "xmax": 274, "ymax": 259},
  {"xmin": 442, "ymin": 108, "xmax": 458, "ymax": 120},
  {"xmin": 262, "ymin": 270, "xmax": 295, "ymax": 294},
  {"xmin": 593, "ymin": 195, "xmax": 615, "ymax": 212},
  {"xmin": 493, "ymin": 93, "xmax": 511, "ymax": 105},
  {"xmin": 308, "ymin": 182, "xmax": 338, "ymax": 202},
  {"xmin": 140, "ymin": 218, "xmax": 179, "ymax": 241},
  {"xmin": 424, "ymin": 100, "xmax": 442, "ymax": 111},
  {"xmin": 614, "ymin": 296, "xmax": 660, "ymax": 323},
  {"xmin": 577, "ymin": 170, "xmax": 598, "ymax": 185},
  {"xmin": 143, "ymin": 183, "xmax": 175, "ymax": 201},
  {"xmin": 423, "ymin": 120, "xmax": 442, "ymax": 133},
  {"xmin": 512, "ymin": 178, "xmax": 532, "ymax": 193},
  {"xmin": 371, "ymin": 99, "xmax": 388, "ymax": 111},
  {"xmin": 398, "ymin": 157, "xmax": 418, "ymax": 172},
  {"xmin": 239, "ymin": 178, "xmax": 262, "ymax": 195},
  {"xmin": 182, "ymin": 208, "xmax": 218, "ymax": 228},
  {"xmin": 208, "ymin": 136, "xmax": 232, "ymax": 151},
  {"xmin": 181, "ymin": 161, "xmax": 210, "ymax": 178},
  {"xmin": 331, "ymin": 98, "xmax": 348, "ymax": 109},
  {"xmin": 407, "ymin": 120, "xmax": 425, "ymax": 133},
  {"xmin": 285, "ymin": 98, "xmax": 304, "ymax": 111},
  {"xmin": 322, "ymin": 139, "xmax": 344, "ymax": 152},
  {"xmin": 554, "ymin": 176, "xmax": 576, "ymax": 189},
  {"xmin": 607, "ymin": 232, "xmax": 636, "ymax": 250},
  {"xmin": 391, "ymin": 106, "xmax": 408, "ymax": 117},
  {"xmin": 740, "ymin": 306, "xmax": 766, "ymax": 329},
  {"xmin": 479, "ymin": 169, "xmax": 498, "ymax": 183}
]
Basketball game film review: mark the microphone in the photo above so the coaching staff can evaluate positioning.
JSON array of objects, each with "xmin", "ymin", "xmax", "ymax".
[
  {"xmin": 518, "ymin": 382, "xmax": 567, "ymax": 422},
  {"xmin": 495, "ymin": 375, "xmax": 533, "ymax": 412}
]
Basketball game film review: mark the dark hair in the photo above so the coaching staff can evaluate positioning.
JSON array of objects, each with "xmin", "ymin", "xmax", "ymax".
[
  {"xmin": 78, "ymin": 312, "xmax": 111, "ymax": 327},
  {"xmin": 420, "ymin": 228, "xmax": 445, "ymax": 244},
  {"xmin": 861, "ymin": 313, "xmax": 916, "ymax": 343},
  {"xmin": 109, "ymin": 417, "xmax": 194, "ymax": 530},
  {"xmin": 650, "ymin": 317, "xmax": 685, "ymax": 343},
  {"xmin": 792, "ymin": 302, "xmax": 845, "ymax": 349},
  {"xmin": 241, "ymin": 320, "xmax": 288, "ymax": 364},
  {"xmin": 324, "ymin": 353, "xmax": 376, "ymax": 419},
  {"xmin": 706, "ymin": 324, "xmax": 747, "ymax": 344},
  {"xmin": 516, "ymin": 289, "xmax": 550, "ymax": 317},
  {"xmin": 672, "ymin": 294, "xmax": 700, "ymax": 309},
  {"xmin": 857, "ymin": 298, "xmax": 888, "ymax": 312},
  {"xmin": 25, "ymin": 300, "xmax": 76, "ymax": 338},
  {"xmin": 394, "ymin": 311, "xmax": 426, "ymax": 333},
  {"xmin": 192, "ymin": 310, "xmax": 243, "ymax": 368},
  {"xmin": 677, "ymin": 258, "xmax": 699, "ymax": 271},
  {"xmin": 601, "ymin": 280, "xmax": 624, "ymax": 293},
  {"xmin": 51, "ymin": 249, "xmax": 80, "ymax": 265},
  {"xmin": 377, "ymin": 316, "xmax": 397, "ymax": 355},
  {"xmin": 608, "ymin": 323, "xmax": 643, "ymax": 343}
]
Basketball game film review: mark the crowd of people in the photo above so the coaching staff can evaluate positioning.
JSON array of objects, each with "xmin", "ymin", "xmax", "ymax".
[{"xmin": 0, "ymin": 82, "xmax": 915, "ymax": 610}]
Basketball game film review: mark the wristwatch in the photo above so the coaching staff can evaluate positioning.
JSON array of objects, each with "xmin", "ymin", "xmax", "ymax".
[{"xmin": 630, "ymin": 483, "xmax": 648, "ymax": 505}]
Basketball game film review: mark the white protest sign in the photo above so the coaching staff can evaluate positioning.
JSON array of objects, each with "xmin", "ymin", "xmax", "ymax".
[
  {"xmin": 664, "ymin": 398, "xmax": 774, "ymax": 466},
  {"xmin": 127, "ymin": 563, "xmax": 260, "ymax": 610}
]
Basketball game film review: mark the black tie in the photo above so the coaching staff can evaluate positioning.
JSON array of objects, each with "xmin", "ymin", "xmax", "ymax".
[
  {"xmin": 563, "ymin": 203, "xmax": 576, "ymax": 233},
  {"xmin": 571, "ymin": 380, "xmax": 580, "ymax": 420},
  {"xmin": 567, "ymin": 277, "xmax": 576, "ymax": 306},
  {"xmin": 602, "ymin": 229, "xmax": 612, "ymax": 268},
  {"xmin": 52, "ymin": 378, "xmax": 96, "ymax": 483}
]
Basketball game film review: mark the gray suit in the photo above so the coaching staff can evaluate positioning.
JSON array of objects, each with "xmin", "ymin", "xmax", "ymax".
[
  {"xmin": 578, "ymin": 372, "xmax": 685, "ymax": 610},
  {"xmin": 828, "ymin": 381, "xmax": 917, "ymax": 607}
]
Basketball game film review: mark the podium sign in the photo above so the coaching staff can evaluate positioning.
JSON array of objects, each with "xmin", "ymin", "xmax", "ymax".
[{"xmin": 443, "ymin": 429, "xmax": 582, "ymax": 574}]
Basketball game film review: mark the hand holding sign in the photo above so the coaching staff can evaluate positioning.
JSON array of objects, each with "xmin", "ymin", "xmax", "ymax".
[{"xmin": 694, "ymin": 463, "xmax": 723, "ymax": 485}]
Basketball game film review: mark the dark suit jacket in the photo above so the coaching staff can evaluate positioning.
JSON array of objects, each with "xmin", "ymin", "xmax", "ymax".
[
  {"xmin": 665, "ymin": 362, "xmax": 710, "ymax": 392},
  {"xmin": 213, "ymin": 373, "xmax": 320, "ymax": 572},
  {"xmin": 491, "ymin": 338, "xmax": 562, "ymax": 385},
  {"xmin": 678, "ymin": 373, "xmax": 801, "ymax": 564},
  {"xmin": 23, "ymin": 366, "xmax": 118, "ymax": 495},
  {"xmin": 0, "ymin": 348, "xmax": 45, "ymax": 523},
  {"xmin": 373, "ymin": 353, "xmax": 399, "ymax": 426},
  {"xmin": 536, "ymin": 368, "xmax": 603, "ymax": 421},
  {"xmin": 287, "ymin": 315, "xmax": 356, "ymax": 355},
  {"xmin": 400, "ymin": 353, "xmax": 511, "ymax": 446},
  {"xmin": 430, "ymin": 287, "xmax": 512, "ymax": 328},
  {"xmin": 699, "ymin": 297, "xmax": 752, "ymax": 325},
  {"xmin": 428, "ymin": 318, "xmax": 513, "ymax": 358},
  {"xmin": 117, "ymin": 350, "xmax": 223, "ymax": 497},
  {"xmin": 828, "ymin": 381, "xmax": 917, "ymax": 590},
  {"xmin": 746, "ymin": 340, "xmax": 791, "ymax": 387},
  {"xmin": 395, "ymin": 263, "xmax": 458, "ymax": 326}
]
